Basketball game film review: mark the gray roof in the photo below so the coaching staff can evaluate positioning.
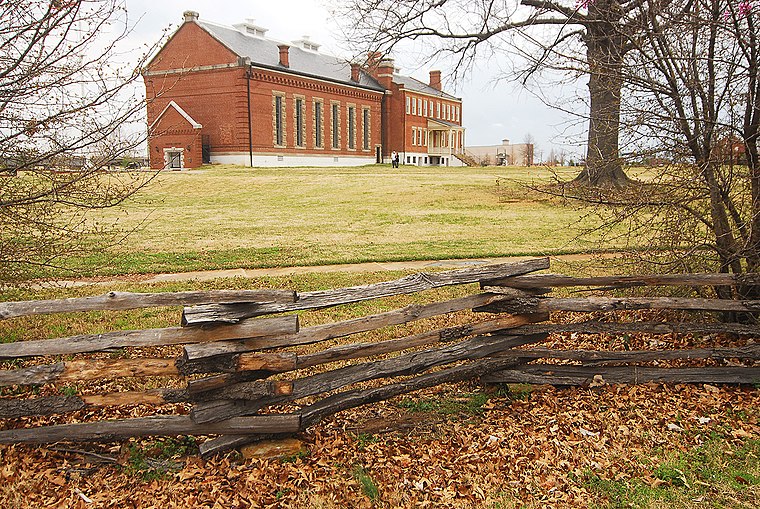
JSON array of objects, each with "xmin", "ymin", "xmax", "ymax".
[
  {"xmin": 197, "ymin": 21, "xmax": 385, "ymax": 92},
  {"xmin": 393, "ymin": 74, "xmax": 459, "ymax": 101}
]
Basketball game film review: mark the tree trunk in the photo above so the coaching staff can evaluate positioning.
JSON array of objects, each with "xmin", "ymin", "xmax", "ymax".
[{"xmin": 574, "ymin": 1, "xmax": 630, "ymax": 188}]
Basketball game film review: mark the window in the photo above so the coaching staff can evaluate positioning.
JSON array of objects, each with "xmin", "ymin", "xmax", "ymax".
[
  {"xmin": 332, "ymin": 103, "xmax": 339, "ymax": 149},
  {"xmin": 411, "ymin": 97, "xmax": 416, "ymax": 115},
  {"xmin": 314, "ymin": 101, "xmax": 323, "ymax": 148},
  {"xmin": 455, "ymin": 105, "xmax": 460, "ymax": 122},
  {"xmin": 417, "ymin": 98, "xmax": 422, "ymax": 116},
  {"xmin": 362, "ymin": 108, "xmax": 370, "ymax": 150},
  {"xmin": 437, "ymin": 101, "xmax": 441, "ymax": 118},
  {"xmin": 447, "ymin": 104, "xmax": 451, "ymax": 120},
  {"xmin": 423, "ymin": 129, "xmax": 428, "ymax": 146},
  {"xmin": 295, "ymin": 98, "xmax": 304, "ymax": 147},
  {"xmin": 274, "ymin": 94, "xmax": 284, "ymax": 146},
  {"xmin": 411, "ymin": 127, "xmax": 416, "ymax": 146},
  {"xmin": 348, "ymin": 106, "xmax": 355, "ymax": 149},
  {"xmin": 423, "ymin": 100, "xmax": 428, "ymax": 117},
  {"xmin": 406, "ymin": 97, "xmax": 411, "ymax": 114}
]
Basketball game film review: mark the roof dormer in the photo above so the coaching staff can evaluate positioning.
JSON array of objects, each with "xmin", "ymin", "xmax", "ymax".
[
  {"xmin": 233, "ymin": 18, "xmax": 268, "ymax": 38},
  {"xmin": 292, "ymin": 35, "xmax": 320, "ymax": 52}
]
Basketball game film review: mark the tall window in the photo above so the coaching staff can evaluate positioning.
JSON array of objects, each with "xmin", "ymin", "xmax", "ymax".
[
  {"xmin": 295, "ymin": 98, "xmax": 304, "ymax": 147},
  {"xmin": 411, "ymin": 127, "xmax": 416, "ymax": 145},
  {"xmin": 274, "ymin": 95, "xmax": 284, "ymax": 146},
  {"xmin": 332, "ymin": 103, "xmax": 339, "ymax": 149},
  {"xmin": 315, "ymin": 101, "xmax": 323, "ymax": 148},
  {"xmin": 417, "ymin": 98, "xmax": 422, "ymax": 116},
  {"xmin": 362, "ymin": 108, "xmax": 370, "ymax": 150},
  {"xmin": 423, "ymin": 100, "xmax": 428, "ymax": 117},
  {"xmin": 411, "ymin": 97, "xmax": 416, "ymax": 115},
  {"xmin": 348, "ymin": 106, "xmax": 355, "ymax": 149},
  {"xmin": 437, "ymin": 101, "xmax": 441, "ymax": 118},
  {"xmin": 406, "ymin": 97, "xmax": 410, "ymax": 114}
]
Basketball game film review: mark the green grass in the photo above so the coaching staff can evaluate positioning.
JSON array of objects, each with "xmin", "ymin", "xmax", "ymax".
[
  {"xmin": 586, "ymin": 437, "xmax": 760, "ymax": 508},
  {"xmin": 352, "ymin": 464, "xmax": 381, "ymax": 503},
  {"xmin": 124, "ymin": 436, "xmax": 198, "ymax": 482},
  {"xmin": 398, "ymin": 391, "xmax": 491, "ymax": 417},
  {"xmin": 40, "ymin": 164, "xmax": 623, "ymax": 278}
]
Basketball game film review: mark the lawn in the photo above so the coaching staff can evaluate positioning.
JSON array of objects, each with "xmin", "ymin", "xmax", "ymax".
[{"xmin": 64, "ymin": 164, "xmax": 617, "ymax": 277}]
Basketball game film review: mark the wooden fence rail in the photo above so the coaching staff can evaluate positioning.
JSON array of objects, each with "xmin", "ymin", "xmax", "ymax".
[{"xmin": 0, "ymin": 258, "xmax": 757, "ymax": 456}]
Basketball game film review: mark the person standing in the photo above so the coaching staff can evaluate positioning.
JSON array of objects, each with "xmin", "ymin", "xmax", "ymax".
[{"xmin": 391, "ymin": 151, "xmax": 398, "ymax": 168}]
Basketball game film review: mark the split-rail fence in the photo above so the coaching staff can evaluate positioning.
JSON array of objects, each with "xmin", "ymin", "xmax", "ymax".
[{"xmin": 0, "ymin": 258, "xmax": 757, "ymax": 456}]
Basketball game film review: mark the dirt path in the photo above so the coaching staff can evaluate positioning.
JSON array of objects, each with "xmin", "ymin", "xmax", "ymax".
[{"xmin": 36, "ymin": 253, "xmax": 619, "ymax": 288}]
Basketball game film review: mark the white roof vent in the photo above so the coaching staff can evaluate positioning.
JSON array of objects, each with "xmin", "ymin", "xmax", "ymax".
[
  {"xmin": 292, "ymin": 35, "xmax": 320, "ymax": 52},
  {"xmin": 234, "ymin": 18, "xmax": 268, "ymax": 38}
]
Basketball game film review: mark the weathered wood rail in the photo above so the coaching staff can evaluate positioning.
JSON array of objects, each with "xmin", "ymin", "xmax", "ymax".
[{"xmin": 0, "ymin": 257, "xmax": 757, "ymax": 456}]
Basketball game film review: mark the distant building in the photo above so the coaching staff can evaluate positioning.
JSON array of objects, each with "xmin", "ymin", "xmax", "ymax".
[
  {"xmin": 465, "ymin": 138, "xmax": 534, "ymax": 166},
  {"xmin": 143, "ymin": 11, "xmax": 465, "ymax": 169}
]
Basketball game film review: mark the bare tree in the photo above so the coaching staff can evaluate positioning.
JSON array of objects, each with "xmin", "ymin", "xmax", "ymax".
[
  {"xmin": 335, "ymin": 0, "xmax": 662, "ymax": 187},
  {"xmin": 572, "ymin": 0, "xmax": 759, "ymax": 305},
  {"xmin": 0, "ymin": 1, "xmax": 162, "ymax": 284},
  {"xmin": 523, "ymin": 132, "xmax": 536, "ymax": 166}
]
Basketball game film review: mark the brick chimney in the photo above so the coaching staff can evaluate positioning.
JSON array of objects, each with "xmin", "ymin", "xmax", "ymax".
[
  {"xmin": 183, "ymin": 11, "xmax": 199, "ymax": 23},
  {"xmin": 429, "ymin": 70, "xmax": 442, "ymax": 91},
  {"xmin": 350, "ymin": 63, "xmax": 360, "ymax": 82},
  {"xmin": 278, "ymin": 45, "xmax": 290, "ymax": 68},
  {"xmin": 376, "ymin": 58, "xmax": 395, "ymax": 89},
  {"xmin": 366, "ymin": 51, "xmax": 383, "ymax": 78}
]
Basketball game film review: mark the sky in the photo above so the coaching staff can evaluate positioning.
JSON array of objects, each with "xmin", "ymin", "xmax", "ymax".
[{"xmin": 124, "ymin": 0, "xmax": 585, "ymax": 158}]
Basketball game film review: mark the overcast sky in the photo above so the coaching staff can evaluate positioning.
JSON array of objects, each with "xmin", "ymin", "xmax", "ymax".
[{"xmin": 125, "ymin": 0, "xmax": 585, "ymax": 157}]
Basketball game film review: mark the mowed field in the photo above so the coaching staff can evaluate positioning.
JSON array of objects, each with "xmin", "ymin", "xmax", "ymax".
[{"xmin": 78, "ymin": 164, "xmax": 613, "ymax": 276}]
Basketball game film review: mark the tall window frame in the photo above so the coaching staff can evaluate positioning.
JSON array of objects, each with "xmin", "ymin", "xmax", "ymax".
[
  {"xmin": 314, "ymin": 100, "xmax": 323, "ymax": 148},
  {"xmin": 347, "ymin": 105, "xmax": 356, "ymax": 150},
  {"xmin": 362, "ymin": 108, "xmax": 370, "ymax": 150},
  {"xmin": 331, "ymin": 102, "xmax": 340, "ymax": 149},
  {"xmin": 273, "ymin": 93, "xmax": 285, "ymax": 147},
  {"xmin": 295, "ymin": 97, "xmax": 305, "ymax": 147}
]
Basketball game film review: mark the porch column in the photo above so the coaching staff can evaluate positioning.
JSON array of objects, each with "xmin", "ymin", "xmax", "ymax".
[{"xmin": 448, "ymin": 129, "xmax": 453, "ymax": 165}]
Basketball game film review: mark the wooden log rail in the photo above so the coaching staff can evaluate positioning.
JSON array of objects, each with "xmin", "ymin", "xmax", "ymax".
[
  {"xmin": 0, "ymin": 289, "xmax": 297, "ymax": 320},
  {"xmin": 181, "ymin": 258, "xmax": 551, "ymax": 325},
  {"xmin": 0, "ymin": 261, "xmax": 758, "ymax": 452}
]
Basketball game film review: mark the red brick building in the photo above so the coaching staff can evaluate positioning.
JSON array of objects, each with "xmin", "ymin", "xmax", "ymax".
[{"xmin": 144, "ymin": 11, "xmax": 465, "ymax": 169}]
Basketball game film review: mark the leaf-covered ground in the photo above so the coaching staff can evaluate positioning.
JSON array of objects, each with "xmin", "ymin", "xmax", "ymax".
[
  {"xmin": 0, "ymin": 278, "xmax": 757, "ymax": 509},
  {"xmin": 0, "ymin": 382, "xmax": 757, "ymax": 508}
]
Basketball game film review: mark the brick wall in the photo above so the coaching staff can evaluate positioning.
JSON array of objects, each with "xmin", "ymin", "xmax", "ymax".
[
  {"xmin": 148, "ymin": 106, "xmax": 202, "ymax": 169},
  {"xmin": 145, "ymin": 22, "xmax": 383, "ymax": 164},
  {"xmin": 147, "ymin": 23, "xmax": 237, "ymax": 72}
]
